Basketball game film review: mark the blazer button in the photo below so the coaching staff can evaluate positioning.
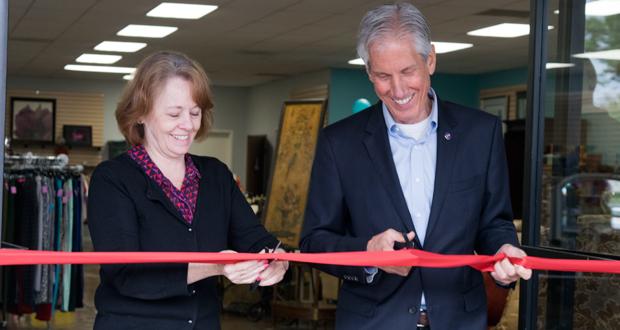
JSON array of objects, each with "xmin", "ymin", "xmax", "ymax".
[
  {"xmin": 188, "ymin": 319, "xmax": 193, "ymax": 324},
  {"xmin": 191, "ymin": 289, "xmax": 196, "ymax": 295},
  {"xmin": 188, "ymin": 227, "xmax": 193, "ymax": 232},
  {"xmin": 408, "ymin": 307, "xmax": 416, "ymax": 314}
]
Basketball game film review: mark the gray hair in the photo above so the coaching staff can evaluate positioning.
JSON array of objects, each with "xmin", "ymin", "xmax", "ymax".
[{"xmin": 356, "ymin": 2, "xmax": 432, "ymax": 69}]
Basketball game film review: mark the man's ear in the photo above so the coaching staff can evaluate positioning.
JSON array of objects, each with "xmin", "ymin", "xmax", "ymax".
[{"xmin": 427, "ymin": 44, "xmax": 436, "ymax": 75}]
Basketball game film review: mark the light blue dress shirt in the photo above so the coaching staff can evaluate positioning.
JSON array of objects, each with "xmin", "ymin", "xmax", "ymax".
[
  {"xmin": 382, "ymin": 89, "xmax": 438, "ymax": 248},
  {"xmin": 377, "ymin": 88, "xmax": 439, "ymax": 308}
]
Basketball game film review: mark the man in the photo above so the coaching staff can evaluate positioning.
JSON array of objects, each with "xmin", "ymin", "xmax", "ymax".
[{"xmin": 299, "ymin": 3, "xmax": 531, "ymax": 329}]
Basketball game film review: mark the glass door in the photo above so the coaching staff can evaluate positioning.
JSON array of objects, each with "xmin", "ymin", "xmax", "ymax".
[
  {"xmin": 521, "ymin": 0, "xmax": 620, "ymax": 329},
  {"xmin": 519, "ymin": 0, "xmax": 620, "ymax": 329}
]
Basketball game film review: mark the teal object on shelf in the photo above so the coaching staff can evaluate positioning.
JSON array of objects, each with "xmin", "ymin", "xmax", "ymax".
[{"xmin": 352, "ymin": 98, "xmax": 371, "ymax": 113}]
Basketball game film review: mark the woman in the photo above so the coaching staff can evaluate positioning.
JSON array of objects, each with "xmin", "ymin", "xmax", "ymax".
[{"xmin": 88, "ymin": 51, "xmax": 287, "ymax": 329}]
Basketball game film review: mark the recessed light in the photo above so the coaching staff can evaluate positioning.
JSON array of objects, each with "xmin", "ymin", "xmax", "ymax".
[
  {"xmin": 467, "ymin": 23, "xmax": 553, "ymax": 38},
  {"xmin": 432, "ymin": 42, "xmax": 473, "ymax": 54},
  {"xmin": 147, "ymin": 2, "xmax": 218, "ymax": 19},
  {"xmin": 117, "ymin": 24, "xmax": 177, "ymax": 38},
  {"xmin": 64, "ymin": 64, "xmax": 135, "ymax": 74},
  {"xmin": 76, "ymin": 53, "xmax": 122, "ymax": 64},
  {"xmin": 468, "ymin": 23, "xmax": 530, "ymax": 38},
  {"xmin": 546, "ymin": 62, "xmax": 575, "ymax": 69},
  {"xmin": 94, "ymin": 41, "xmax": 147, "ymax": 53},
  {"xmin": 573, "ymin": 49, "xmax": 620, "ymax": 61},
  {"xmin": 586, "ymin": 0, "xmax": 620, "ymax": 16},
  {"xmin": 348, "ymin": 58, "xmax": 365, "ymax": 65}
]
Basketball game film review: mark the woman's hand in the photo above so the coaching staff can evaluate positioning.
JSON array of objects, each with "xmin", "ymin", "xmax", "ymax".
[
  {"xmin": 187, "ymin": 250, "xmax": 267, "ymax": 284},
  {"xmin": 256, "ymin": 248, "xmax": 289, "ymax": 286},
  {"xmin": 218, "ymin": 250, "xmax": 269, "ymax": 284}
]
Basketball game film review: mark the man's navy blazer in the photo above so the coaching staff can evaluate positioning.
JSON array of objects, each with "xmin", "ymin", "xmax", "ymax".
[{"xmin": 300, "ymin": 99, "xmax": 519, "ymax": 329}]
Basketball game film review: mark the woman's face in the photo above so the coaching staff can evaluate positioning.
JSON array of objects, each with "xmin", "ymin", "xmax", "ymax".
[{"xmin": 141, "ymin": 76, "xmax": 202, "ymax": 160}]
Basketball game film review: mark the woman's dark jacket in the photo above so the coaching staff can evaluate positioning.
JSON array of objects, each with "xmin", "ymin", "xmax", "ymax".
[{"xmin": 87, "ymin": 153, "xmax": 277, "ymax": 329}]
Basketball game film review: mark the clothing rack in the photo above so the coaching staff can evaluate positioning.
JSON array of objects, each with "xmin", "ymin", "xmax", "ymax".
[
  {"xmin": 3, "ymin": 153, "xmax": 82, "ymax": 171},
  {"xmin": 1, "ymin": 152, "xmax": 86, "ymax": 327}
]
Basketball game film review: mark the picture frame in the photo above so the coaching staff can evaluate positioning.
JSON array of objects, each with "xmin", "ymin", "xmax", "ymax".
[
  {"xmin": 262, "ymin": 100, "xmax": 327, "ymax": 248},
  {"xmin": 10, "ymin": 97, "xmax": 56, "ymax": 144},
  {"xmin": 480, "ymin": 95, "xmax": 508, "ymax": 133},
  {"xmin": 63, "ymin": 125, "xmax": 92, "ymax": 146}
]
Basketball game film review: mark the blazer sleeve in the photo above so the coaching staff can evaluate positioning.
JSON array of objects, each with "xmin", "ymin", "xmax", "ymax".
[
  {"xmin": 87, "ymin": 164, "xmax": 191, "ymax": 300},
  {"xmin": 221, "ymin": 163, "xmax": 279, "ymax": 253},
  {"xmin": 299, "ymin": 131, "xmax": 374, "ymax": 284},
  {"xmin": 475, "ymin": 117, "xmax": 520, "ymax": 255}
]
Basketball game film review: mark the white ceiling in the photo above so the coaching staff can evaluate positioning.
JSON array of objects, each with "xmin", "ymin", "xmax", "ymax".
[{"xmin": 6, "ymin": 0, "xmax": 552, "ymax": 87}]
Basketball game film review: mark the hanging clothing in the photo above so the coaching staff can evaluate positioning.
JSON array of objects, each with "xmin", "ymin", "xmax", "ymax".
[{"xmin": 2, "ymin": 167, "xmax": 85, "ymax": 322}]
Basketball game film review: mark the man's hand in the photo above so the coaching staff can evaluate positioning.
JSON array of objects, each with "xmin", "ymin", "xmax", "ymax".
[
  {"xmin": 367, "ymin": 229, "xmax": 415, "ymax": 276},
  {"xmin": 491, "ymin": 244, "xmax": 532, "ymax": 285}
]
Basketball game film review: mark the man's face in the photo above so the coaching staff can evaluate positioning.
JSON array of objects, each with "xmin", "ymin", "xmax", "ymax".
[{"xmin": 368, "ymin": 35, "xmax": 436, "ymax": 124}]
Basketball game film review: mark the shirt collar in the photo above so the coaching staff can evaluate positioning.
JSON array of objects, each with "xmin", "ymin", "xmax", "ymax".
[
  {"xmin": 129, "ymin": 144, "xmax": 201, "ymax": 180},
  {"xmin": 185, "ymin": 154, "xmax": 201, "ymax": 180},
  {"xmin": 382, "ymin": 87, "xmax": 439, "ymax": 138}
]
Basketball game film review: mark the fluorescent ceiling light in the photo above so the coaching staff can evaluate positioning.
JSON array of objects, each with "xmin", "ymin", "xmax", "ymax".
[
  {"xmin": 95, "ymin": 41, "xmax": 147, "ymax": 53},
  {"xmin": 586, "ymin": 0, "xmax": 620, "ymax": 16},
  {"xmin": 76, "ymin": 53, "xmax": 122, "ymax": 64},
  {"xmin": 546, "ymin": 62, "xmax": 575, "ymax": 69},
  {"xmin": 123, "ymin": 74, "xmax": 134, "ymax": 80},
  {"xmin": 64, "ymin": 64, "xmax": 135, "ymax": 74},
  {"xmin": 432, "ymin": 41, "xmax": 473, "ymax": 54},
  {"xmin": 467, "ymin": 23, "xmax": 553, "ymax": 38},
  {"xmin": 468, "ymin": 23, "xmax": 530, "ymax": 38},
  {"xmin": 147, "ymin": 2, "xmax": 218, "ymax": 19},
  {"xmin": 348, "ymin": 58, "xmax": 365, "ymax": 65},
  {"xmin": 573, "ymin": 49, "xmax": 620, "ymax": 60},
  {"xmin": 117, "ymin": 24, "xmax": 177, "ymax": 38}
]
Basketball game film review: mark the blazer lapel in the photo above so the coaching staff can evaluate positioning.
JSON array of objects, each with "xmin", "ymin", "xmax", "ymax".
[
  {"xmin": 363, "ymin": 103, "xmax": 419, "ymax": 246},
  {"xmin": 424, "ymin": 100, "xmax": 459, "ymax": 244}
]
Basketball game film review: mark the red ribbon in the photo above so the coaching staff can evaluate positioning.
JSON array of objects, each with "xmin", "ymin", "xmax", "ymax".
[{"xmin": 0, "ymin": 248, "xmax": 618, "ymax": 274}]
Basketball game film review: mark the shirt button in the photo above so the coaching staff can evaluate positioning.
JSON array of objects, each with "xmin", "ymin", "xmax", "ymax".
[
  {"xmin": 188, "ymin": 319, "xmax": 193, "ymax": 324},
  {"xmin": 191, "ymin": 289, "xmax": 196, "ymax": 295},
  {"xmin": 188, "ymin": 227, "xmax": 193, "ymax": 232},
  {"xmin": 415, "ymin": 178, "xmax": 420, "ymax": 183},
  {"xmin": 416, "ymin": 213, "xmax": 421, "ymax": 218},
  {"xmin": 408, "ymin": 307, "xmax": 416, "ymax": 314}
]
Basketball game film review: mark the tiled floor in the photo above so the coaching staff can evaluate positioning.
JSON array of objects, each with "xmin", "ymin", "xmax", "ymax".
[{"xmin": 5, "ymin": 225, "xmax": 333, "ymax": 329}]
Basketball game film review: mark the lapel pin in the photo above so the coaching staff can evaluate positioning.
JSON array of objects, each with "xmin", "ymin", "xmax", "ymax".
[{"xmin": 444, "ymin": 132, "xmax": 452, "ymax": 141}]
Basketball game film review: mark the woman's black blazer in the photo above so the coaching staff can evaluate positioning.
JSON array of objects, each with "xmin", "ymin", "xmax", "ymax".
[{"xmin": 87, "ymin": 153, "xmax": 277, "ymax": 329}]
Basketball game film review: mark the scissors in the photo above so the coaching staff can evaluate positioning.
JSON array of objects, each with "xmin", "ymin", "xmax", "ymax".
[
  {"xmin": 394, "ymin": 232, "xmax": 415, "ymax": 250},
  {"xmin": 250, "ymin": 240, "xmax": 281, "ymax": 290}
]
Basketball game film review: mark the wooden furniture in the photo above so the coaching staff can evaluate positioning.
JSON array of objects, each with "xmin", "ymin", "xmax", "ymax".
[{"xmin": 271, "ymin": 263, "xmax": 336, "ymax": 329}]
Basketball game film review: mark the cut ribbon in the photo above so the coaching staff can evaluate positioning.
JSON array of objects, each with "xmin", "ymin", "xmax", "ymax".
[{"xmin": 0, "ymin": 248, "xmax": 619, "ymax": 274}]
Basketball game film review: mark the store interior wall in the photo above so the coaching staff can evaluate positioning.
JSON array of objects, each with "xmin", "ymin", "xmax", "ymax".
[
  {"xmin": 7, "ymin": 65, "xmax": 531, "ymax": 186},
  {"xmin": 245, "ymin": 69, "xmax": 330, "ymax": 156},
  {"xmin": 6, "ymin": 69, "xmax": 329, "ymax": 186}
]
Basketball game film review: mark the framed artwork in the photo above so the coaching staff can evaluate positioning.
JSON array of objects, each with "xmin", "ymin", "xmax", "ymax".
[
  {"xmin": 480, "ymin": 95, "xmax": 508, "ymax": 120},
  {"xmin": 480, "ymin": 95, "xmax": 508, "ymax": 133},
  {"xmin": 63, "ymin": 125, "xmax": 92, "ymax": 146},
  {"xmin": 262, "ymin": 100, "xmax": 327, "ymax": 248},
  {"xmin": 10, "ymin": 97, "xmax": 56, "ymax": 144}
]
